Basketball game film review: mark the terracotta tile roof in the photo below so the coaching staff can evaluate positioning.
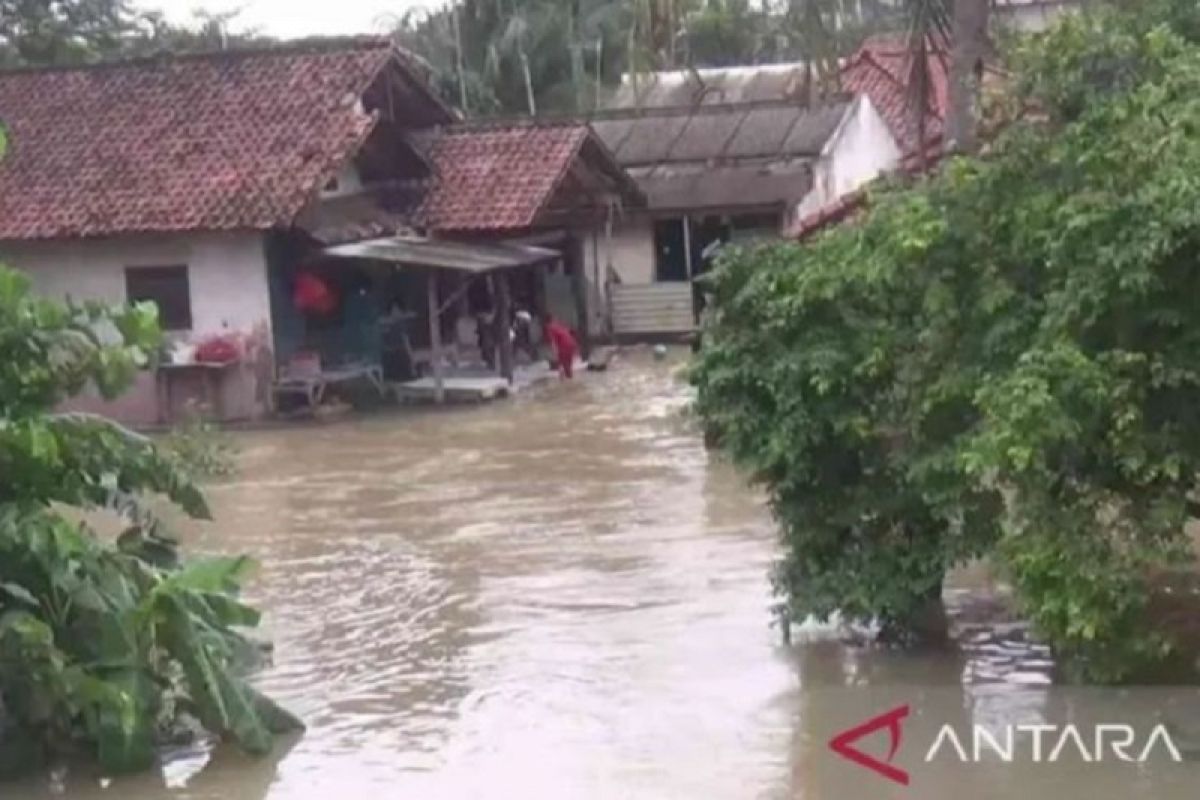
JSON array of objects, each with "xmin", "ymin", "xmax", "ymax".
[
  {"xmin": 841, "ymin": 35, "xmax": 948, "ymax": 153},
  {"xmin": 0, "ymin": 39, "xmax": 400, "ymax": 241},
  {"xmin": 790, "ymin": 188, "xmax": 869, "ymax": 240},
  {"xmin": 419, "ymin": 122, "xmax": 640, "ymax": 233}
]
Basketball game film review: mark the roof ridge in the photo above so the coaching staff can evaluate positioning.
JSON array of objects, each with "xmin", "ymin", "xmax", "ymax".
[
  {"xmin": 588, "ymin": 96, "xmax": 853, "ymax": 121},
  {"xmin": 0, "ymin": 36, "xmax": 394, "ymax": 77},
  {"xmin": 443, "ymin": 116, "xmax": 592, "ymax": 132}
]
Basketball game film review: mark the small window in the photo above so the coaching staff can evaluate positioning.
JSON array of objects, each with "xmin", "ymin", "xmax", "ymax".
[{"xmin": 126, "ymin": 265, "xmax": 192, "ymax": 331}]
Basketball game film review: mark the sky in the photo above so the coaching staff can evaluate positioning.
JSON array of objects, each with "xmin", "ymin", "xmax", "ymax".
[{"xmin": 136, "ymin": 0, "xmax": 443, "ymax": 40}]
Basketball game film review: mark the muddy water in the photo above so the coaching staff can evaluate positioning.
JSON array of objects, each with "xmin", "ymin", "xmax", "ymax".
[{"xmin": 13, "ymin": 351, "xmax": 1200, "ymax": 799}]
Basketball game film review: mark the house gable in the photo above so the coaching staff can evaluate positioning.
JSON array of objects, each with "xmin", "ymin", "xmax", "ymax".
[
  {"xmin": 417, "ymin": 121, "xmax": 643, "ymax": 234},
  {"xmin": 793, "ymin": 96, "xmax": 902, "ymax": 226}
]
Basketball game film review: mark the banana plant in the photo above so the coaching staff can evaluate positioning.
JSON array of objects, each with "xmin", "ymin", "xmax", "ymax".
[{"xmin": 0, "ymin": 266, "xmax": 300, "ymax": 777}]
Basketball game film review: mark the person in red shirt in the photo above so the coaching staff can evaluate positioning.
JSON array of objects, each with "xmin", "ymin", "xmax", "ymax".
[{"xmin": 543, "ymin": 314, "xmax": 578, "ymax": 379}]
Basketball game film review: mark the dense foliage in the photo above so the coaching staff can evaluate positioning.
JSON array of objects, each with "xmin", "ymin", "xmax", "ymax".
[
  {"xmin": 0, "ymin": 266, "xmax": 298, "ymax": 776},
  {"xmin": 162, "ymin": 413, "xmax": 238, "ymax": 480},
  {"xmin": 692, "ymin": 0, "xmax": 1200, "ymax": 682},
  {"xmin": 0, "ymin": 0, "xmax": 263, "ymax": 68}
]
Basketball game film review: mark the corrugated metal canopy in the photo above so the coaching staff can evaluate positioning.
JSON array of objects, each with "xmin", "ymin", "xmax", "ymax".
[
  {"xmin": 325, "ymin": 236, "xmax": 560, "ymax": 273},
  {"xmin": 591, "ymin": 100, "xmax": 850, "ymax": 168},
  {"xmin": 629, "ymin": 161, "xmax": 813, "ymax": 212}
]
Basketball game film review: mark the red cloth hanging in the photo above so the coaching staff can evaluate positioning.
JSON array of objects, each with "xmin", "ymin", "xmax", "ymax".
[
  {"xmin": 195, "ymin": 334, "xmax": 241, "ymax": 364},
  {"xmin": 293, "ymin": 271, "xmax": 337, "ymax": 315}
]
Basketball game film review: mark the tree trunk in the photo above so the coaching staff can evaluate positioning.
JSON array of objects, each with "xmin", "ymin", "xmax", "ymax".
[
  {"xmin": 879, "ymin": 578, "xmax": 950, "ymax": 645},
  {"xmin": 946, "ymin": 0, "xmax": 990, "ymax": 154},
  {"xmin": 519, "ymin": 48, "xmax": 537, "ymax": 116},
  {"xmin": 452, "ymin": 4, "xmax": 469, "ymax": 114}
]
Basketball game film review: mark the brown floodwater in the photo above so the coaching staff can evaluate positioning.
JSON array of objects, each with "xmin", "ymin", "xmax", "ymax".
[{"xmin": 11, "ymin": 350, "xmax": 1200, "ymax": 799}]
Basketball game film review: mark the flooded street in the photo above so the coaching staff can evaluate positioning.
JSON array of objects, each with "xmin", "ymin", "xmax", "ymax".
[{"xmin": 13, "ymin": 351, "xmax": 1200, "ymax": 799}]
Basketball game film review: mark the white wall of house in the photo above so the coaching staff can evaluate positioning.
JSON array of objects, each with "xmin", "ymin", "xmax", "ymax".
[
  {"xmin": 0, "ymin": 231, "xmax": 274, "ymax": 425},
  {"xmin": 793, "ymin": 96, "xmax": 902, "ymax": 224},
  {"xmin": 2, "ymin": 231, "xmax": 271, "ymax": 338}
]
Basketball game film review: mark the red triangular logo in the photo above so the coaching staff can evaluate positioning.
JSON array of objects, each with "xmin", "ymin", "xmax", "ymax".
[{"xmin": 828, "ymin": 704, "xmax": 911, "ymax": 786}]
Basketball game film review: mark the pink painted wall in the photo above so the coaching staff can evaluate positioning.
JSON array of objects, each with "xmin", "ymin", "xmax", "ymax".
[{"xmin": 57, "ymin": 372, "xmax": 160, "ymax": 426}]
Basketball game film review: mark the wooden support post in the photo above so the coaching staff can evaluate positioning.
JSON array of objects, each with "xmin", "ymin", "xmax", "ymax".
[
  {"xmin": 682, "ymin": 213, "xmax": 694, "ymax": 279},
  {"xmin": 483, "ymin": 273, "xmax": 498, "ymax": 370},
  {"xmin": 496, "ymin": 271, "xmax": 515, "ymax": 385},
  {"xmin": 426, "ymin": 269, "xmax": 445, "ymax": 404},
  {"xmin": 603, "ymin": 203, "xmax": 615, "ymax": 336},
  {"xmin": 590, "ymin": 227, "xmax": 607, "ymax": 340},
  {"xmin": 534, "ymin": 262, "xmax": 549, "ymax": 319},
  {"xmin": 567, "ymin": 233, "xmax": 592, "ymax": 359},
  {"xmin": 682, "ymin": 214, "xmax": 698, "ymax": 324},
  {"xmin": 455, "ymin": 272, "xmax": 470, "ymax": 318}
]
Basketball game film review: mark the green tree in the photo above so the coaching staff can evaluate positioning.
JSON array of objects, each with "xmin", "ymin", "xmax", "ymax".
[
  {"xmin": 681, "ymin": 0, "xmax": 763, "ymax": 66},
  {"xmin": 0, "ymin": 1, "xmax": 264, "ymax": 69},
  {"xmin": 0, "ymin": 0, "xmax": 149, "ymax": 67},
  {"xmin": 391, "ymin": 0, "xmax": 892, "ymax": 116},
  {"xmin": 692, "ymin": 0, "xmax": 1200, "ymax": 682},
  {"xmin": 0, "ymin": 266, "xmax": 299, "ymax": 775},
  {"xmin": 138, "ymin": 9, "xmax": 266, "ymax": 55}
]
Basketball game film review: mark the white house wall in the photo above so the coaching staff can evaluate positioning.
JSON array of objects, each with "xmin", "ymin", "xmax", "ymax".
[
  {"xmin": 0, "ymin": 231, "xmax": 274, "ymax": 425},
  {"xmin": 794, "ymin": 96, "xmax": 902, "ymax": 224}
]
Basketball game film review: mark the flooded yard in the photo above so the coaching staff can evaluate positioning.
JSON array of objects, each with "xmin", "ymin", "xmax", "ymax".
[{"xmin": 12, "ymin": 351, "xmax": 1200, "ymax": 799}]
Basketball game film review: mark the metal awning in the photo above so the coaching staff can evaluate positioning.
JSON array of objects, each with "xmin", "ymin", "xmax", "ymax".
[{"xmin": 324, "ymin": 236, "xmax": 560, "ymax": 273}]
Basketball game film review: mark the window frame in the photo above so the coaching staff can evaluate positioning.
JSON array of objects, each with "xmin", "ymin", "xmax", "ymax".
[{"xmin": 125, "ymin": 265, "xmax": 193, "ymax": 332}]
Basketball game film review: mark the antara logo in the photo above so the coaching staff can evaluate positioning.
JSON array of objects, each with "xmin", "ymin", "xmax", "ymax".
[
  {"xmin": 829, "ymin": 705, "xmax": 1183, "ymax": 786},
  {"xmin": 828, "ymin": 704, "xmax": 912, "ymax": 785},
  {"xmin": 925, "ymin": 722, "xmax": 1182, "ymax": 764}
]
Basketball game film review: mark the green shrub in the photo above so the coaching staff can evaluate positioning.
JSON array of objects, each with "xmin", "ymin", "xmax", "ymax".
[
  {"xmin": 0, "ymin": 267, "xmax": 299, "ymax": 776},
  {"xmin": 162, "ymin": 410, "xmax": 238, "ymax": 479},
  {"xmin": 692, "ymin": 1, "xmax": 1200, "ymax": 681}
]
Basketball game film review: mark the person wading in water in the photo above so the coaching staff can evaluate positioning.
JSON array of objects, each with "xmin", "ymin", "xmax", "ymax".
[{"xmin": 543, "ymin": 314, "xmax": 578, "ymax": 379}]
